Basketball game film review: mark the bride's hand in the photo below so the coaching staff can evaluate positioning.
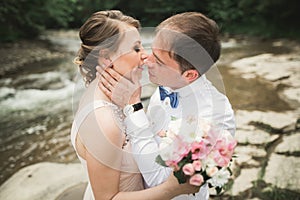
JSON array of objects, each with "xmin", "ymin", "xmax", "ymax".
[{"xmin": 97, "ymin": 66, "xmax": 142, "ymax": 108}]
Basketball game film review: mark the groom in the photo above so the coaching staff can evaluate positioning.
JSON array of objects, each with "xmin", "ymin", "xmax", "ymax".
[{"xmin": 98, "ymin": 12, "xmax": 235, "ymax": 199}]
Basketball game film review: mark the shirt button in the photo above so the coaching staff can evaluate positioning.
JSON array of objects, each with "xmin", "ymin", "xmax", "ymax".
[{"xmin": 164, "ymin": 98, "xmax": 170, "ymax": 106}]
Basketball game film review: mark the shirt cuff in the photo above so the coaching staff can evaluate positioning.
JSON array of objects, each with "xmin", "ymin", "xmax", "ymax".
[{"xmin": 124, "ymin": 109, "xmax": 151, "ymax": 138}]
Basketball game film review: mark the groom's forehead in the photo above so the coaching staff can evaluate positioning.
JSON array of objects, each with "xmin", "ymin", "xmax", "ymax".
[{"xmin": 152, "ymin": 28, "xmax": 183, "ymax": 51}]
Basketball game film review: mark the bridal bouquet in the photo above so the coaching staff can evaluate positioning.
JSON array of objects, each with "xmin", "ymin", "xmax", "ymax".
[{"xmin": 156, "ymin": 116, "xmax": 237, "ymax": 194}]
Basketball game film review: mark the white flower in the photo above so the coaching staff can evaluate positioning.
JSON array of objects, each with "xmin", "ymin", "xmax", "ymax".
[
  {"xmin": 206, "ymin": 166, "xmax": 219, "ymax": 177},
  {"xmin": 207, "ymin": 168, "xmax": 231, "ymax": 187},
  {"xmin": 169, "ymin": 116, "xmax": 206, "ymax": 143}
]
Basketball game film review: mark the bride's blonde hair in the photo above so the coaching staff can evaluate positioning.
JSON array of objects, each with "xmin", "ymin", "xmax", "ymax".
[{"xmin": 74, "ymin": 10, "xmax": 140, "ymax": 86}]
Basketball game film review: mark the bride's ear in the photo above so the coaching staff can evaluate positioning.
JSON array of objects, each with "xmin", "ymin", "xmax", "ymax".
[
  {"xmin": 98, "ymin": 49, "xmax": 112, "ymax": 68},
  {"xmin": 182, "ymin": 69, "xmax": 199, "ymax": 83}
]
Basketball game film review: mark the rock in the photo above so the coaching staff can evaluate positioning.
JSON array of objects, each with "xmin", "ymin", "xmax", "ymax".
[
  {"xmin": 229, "ymin": 168, "xmax": 261, "ymax": 196},
  {"xmin": 233, "ymin": 145, "xmax": 266, "ymax": 168},
  {"xmin": 235, "ymin": 129, "xmax": 279, "ymax": 145},
  {"xmin": 0, "ymin": 40, "xmax": 64, "ymax": 77},
  {"xmin": 229, "ymin": 52, "xmax": 300, "ymax": 117},
  {"xmin": 56, "ymin": 183, "xmax": 87, "ymax": 200},
  {"xmin": 235, "ymin": 146, "xmax": 267, "ymax": 159},
  {"xmin": 235, "ymin": 110, "xmax": 297, "ymax": 132},
  {"xmin": 275, "ymin": 132, "xmax": 300, "ymax": 154},
  {"xmin": 282, "ymin": 87, "xmax": 300, "ymax": 106},
  {"xmin": 264, "ymin": 154, "xmax": 300, "ymax": 193},
  {"xmin": 230, "ymin": 53, "xmax": 300, "ymax": 85},
  {"xmin": 234, "ymin": 153, "xmax": 260, "ymax": 168},
  {"xmin": 0, "ymin": 162, "xmax": 87, "ymax": 200}
]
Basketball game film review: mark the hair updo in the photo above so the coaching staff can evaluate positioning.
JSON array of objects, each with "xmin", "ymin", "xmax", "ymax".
[{"xmin": 74, "ymin": 10, "xmax": 140, "ymax": 86}]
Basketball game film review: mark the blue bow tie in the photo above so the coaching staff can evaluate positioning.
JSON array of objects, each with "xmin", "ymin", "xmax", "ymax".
[{"xmin": 159, "ymin": 86, "xmax": 179, "ymax": 108}]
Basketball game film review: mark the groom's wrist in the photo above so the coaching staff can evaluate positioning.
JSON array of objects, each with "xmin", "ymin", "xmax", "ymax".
[
  {"xmin": 123, "ymin": 102, "xmax": 143, "ymax": 117},
  {"xmin": 124, "ymin": 109, "xmax": 151, "ymax": 138},
  {"xmin": 128, "ymin": 97, "xmax": 141, "ymax": 105}
]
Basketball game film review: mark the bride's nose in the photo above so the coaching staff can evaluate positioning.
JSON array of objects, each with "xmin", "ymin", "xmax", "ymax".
[
  {"xmin": 141, "ymin": 52, "xmax": 148, "ymax": 60},
  {"xmin": 140, "ymin": 50, "xmax": 148, "ymax": 64}
]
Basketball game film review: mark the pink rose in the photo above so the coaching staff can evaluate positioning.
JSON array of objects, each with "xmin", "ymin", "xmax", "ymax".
[
  {"xmin": 182, "ymin": 163, "xmax": 195, "ymax": 176},
  {"xmin": 192, "ymin": 160, "xmax": 202, "ymax": 171},
  {"xmin": 189, "ymin": 174, "xmax": 204, "ymax": 186}
]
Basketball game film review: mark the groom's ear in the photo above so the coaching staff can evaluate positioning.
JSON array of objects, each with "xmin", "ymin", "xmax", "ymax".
[{"xmin": 182, "ymin": 69, "xmax": 199, "ymax": 83}]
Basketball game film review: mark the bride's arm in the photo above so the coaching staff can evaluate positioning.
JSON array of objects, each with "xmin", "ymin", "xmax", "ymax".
[
  {"xmin": 86, "ymin": 147, "xmax": 197, "ymax": 200},
  {"xmin": 80, "ymin": 107, "xmax": 197, "ymax": 200}
]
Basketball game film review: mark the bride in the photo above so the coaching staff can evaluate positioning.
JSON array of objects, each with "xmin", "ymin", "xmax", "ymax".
[{"xmin": 71, "ymin": 10, "xmax": 198, "ymax": 200}]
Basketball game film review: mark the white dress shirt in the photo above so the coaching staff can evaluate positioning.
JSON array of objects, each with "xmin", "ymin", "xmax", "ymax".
[{"xmin": 125, "ymin": 75, "xmax": 236, "ymax": 199}]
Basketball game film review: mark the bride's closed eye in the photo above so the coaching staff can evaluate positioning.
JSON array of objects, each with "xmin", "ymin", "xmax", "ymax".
[{"xmin": 133, "ymin": 45, "xmax": 141, "ymax": 53}]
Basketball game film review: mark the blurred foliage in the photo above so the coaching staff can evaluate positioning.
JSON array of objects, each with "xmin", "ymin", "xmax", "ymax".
[
  {"xmin": 1, "ymin": 0, "xmax": 300, "ymax": 42},
  {"xmin": 205, "ymin": 0, "xmax": 300, "ymax": 38},
  {"xmin": 0, "ymin": 0, "xmax": 76, "ymax": 42}
]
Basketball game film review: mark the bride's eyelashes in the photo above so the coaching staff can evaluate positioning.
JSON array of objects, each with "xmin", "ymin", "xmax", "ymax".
[{"xmin": 133, "ymin": 45, "xmax": 141, "ymax": 53}]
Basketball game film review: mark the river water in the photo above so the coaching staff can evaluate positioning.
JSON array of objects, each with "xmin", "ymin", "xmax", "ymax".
[{"xmin": 0, "ymin": 31, "xmax": 293, "ymax": 185}]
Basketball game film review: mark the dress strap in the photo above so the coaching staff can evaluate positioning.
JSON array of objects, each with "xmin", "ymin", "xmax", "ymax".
[{"xmin": 70, "ymin": 100, "xmax": 115, "ymax": 146}]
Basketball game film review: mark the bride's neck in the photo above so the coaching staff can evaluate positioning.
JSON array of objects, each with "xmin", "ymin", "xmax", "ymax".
[
  {"xmin": 90, "ymin": 79, "xmax": 110, "ymax": 101},
  {"xmin": 78, "ymin": 79, "xmax": 111, "ymax": 109}
]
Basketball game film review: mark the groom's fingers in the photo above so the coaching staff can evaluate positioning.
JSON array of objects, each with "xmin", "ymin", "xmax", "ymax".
[
  {"xmin": 101, "ymin": 70, "xmax": 118, "ymax": 87},
  {"xmin": 131, "ymin": 67, "xmax": 140, "ymax": 85},
  {"xmin": 99, "ymin": 80, "xmax": 112, "ymax": 98},
  {"xmin": 105, "ymin": 67, "xmax": 122, "ymax": 82},
  {"xmin": 99, "ymin": 73, "xmax": 114, "ymax": 92}
]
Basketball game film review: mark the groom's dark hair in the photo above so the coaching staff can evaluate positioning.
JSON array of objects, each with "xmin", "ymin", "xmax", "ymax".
[{"xmin": 156, "ymin": 12, "xmax": 221, "ymax": 75}]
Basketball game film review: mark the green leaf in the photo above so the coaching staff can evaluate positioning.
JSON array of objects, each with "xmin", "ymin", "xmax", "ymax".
[
  {"xmin": 215, "ymin": 186, "xmax": 222, "ymax": 195},
  {"xmin": 173, "ymin": 170, "xmax": 187, "ymax": 184},
  {"xmin": 155, "ymin": 155, "xmax": 168, "ymax": 167}
]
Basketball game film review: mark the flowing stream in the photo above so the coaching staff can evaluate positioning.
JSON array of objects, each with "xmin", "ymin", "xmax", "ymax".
[{"xmin": 0, "ymin": 31, "xmax": 293, "ymax": 185}]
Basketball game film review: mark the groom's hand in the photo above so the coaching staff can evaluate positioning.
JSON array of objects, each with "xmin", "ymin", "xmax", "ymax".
[
  {"xmin": 96, "ymin": 66, "xmax": 142, "ymax": 108},
  {"xmin": 166, "ymin": 174, "xmax": 200, "ymax": 196}
]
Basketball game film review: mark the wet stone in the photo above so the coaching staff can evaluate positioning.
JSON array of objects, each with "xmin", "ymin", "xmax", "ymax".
[
  {"xmin": 0, "ymin": 162, "xmax": 87, "ymax": 200},
  {"xmin": 235, "ymin": 129, "xmax": 279, "ymax": 145},
  {"xmin": 235, "ymin": 146, "xmax": 267, "ymax": 159},
  {"xmin": 228, "ymin": 168, "xmax": 261, "ymax": 196},
  {"xmin": 264, "ymin": 153, "xmax": 300, "ymax": 193},
  {"xmin": 275, "ymin": 132, "xmax": 300, "ymax": 155},
  {"xmin": 235, "ymin": 110, "xmax": 297, "ymax": 132}
]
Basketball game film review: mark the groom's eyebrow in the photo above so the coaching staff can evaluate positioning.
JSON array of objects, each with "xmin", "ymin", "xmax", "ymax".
[{"xmin": 153, "ymin": 51, "xmax": 165, "ymax": 65}]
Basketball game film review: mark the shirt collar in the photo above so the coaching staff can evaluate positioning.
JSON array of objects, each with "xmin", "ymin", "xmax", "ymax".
[{"xmin": 171, "ymin": 75, "xmax": 208, "ymax": 98}]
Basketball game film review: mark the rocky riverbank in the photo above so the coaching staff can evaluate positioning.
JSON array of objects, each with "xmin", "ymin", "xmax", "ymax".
[
  {"xmin": 219, "ymin": 38, "xmax": 300, "ymax": 200},
  {"xmin": 0, "ymin": 32, "xmax": 299, "ymax": 200}
]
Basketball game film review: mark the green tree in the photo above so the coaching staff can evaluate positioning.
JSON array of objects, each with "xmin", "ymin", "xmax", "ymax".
[{"xmin": 0, "ymin": 0, "xmax": 76, "ymax": 42}]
